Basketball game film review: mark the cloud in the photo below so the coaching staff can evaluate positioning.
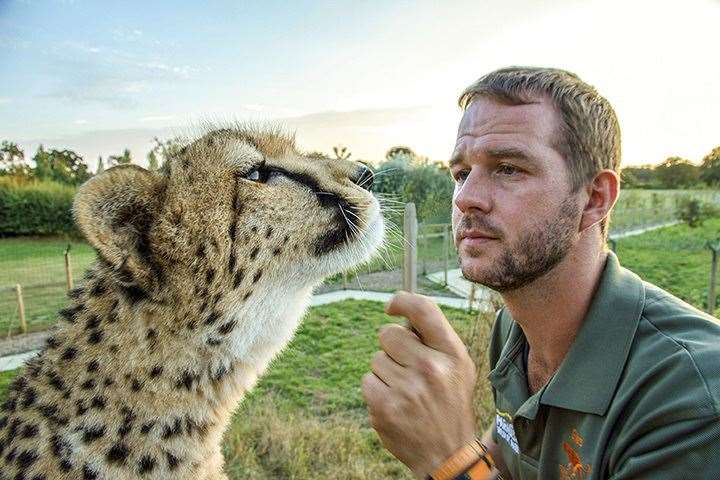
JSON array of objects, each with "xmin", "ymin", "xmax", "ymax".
[
  {"xmin": 138, "ymin": 115, "xmax": 176, "ymax": 123},
  {"xmin": 0, "ymin": 98, "xmax": 11, "ymax": 106},
  {"xmin": 14, "ymin": 105, "xmax": 451, "ymax": 168},
  {"xmin": 137, "ymin": 62, "xmax": 196, "ymax": 78},
  {"xmin": 111, "ymin": 28, "xmax": 144, "ymax": 43},
  {"xmin": 0, "ymin": 35, "xmax": 31, "ymax": 51},
  {"xmin": 38, "ymin": 41, "xmax": 198, "ymax": 107}
]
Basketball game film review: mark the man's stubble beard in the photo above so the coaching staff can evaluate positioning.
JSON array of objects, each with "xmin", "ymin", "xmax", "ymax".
[{"xmin": 459, "ymin": 195, "xmax": 580, "ymax": 293}]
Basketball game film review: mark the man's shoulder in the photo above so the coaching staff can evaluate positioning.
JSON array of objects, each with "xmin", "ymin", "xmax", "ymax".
[
  {"xmin": 638, "ymin": 280, "xmax": 720, "ymax": 364},
  {"xmin": 621, "ymin": 279, "xmax": 720, "ymax": 421}
]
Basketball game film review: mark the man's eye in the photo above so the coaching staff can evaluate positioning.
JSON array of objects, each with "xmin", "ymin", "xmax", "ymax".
[
  {"xmin": 497, "ymin": 164, "xmax": 519, "ymax": 176},
  {"xmin": 454, "ymin": 170, "xmax": 469, "ymax": 182}
]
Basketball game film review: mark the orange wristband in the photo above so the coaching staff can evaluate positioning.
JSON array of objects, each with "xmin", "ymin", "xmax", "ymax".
[{"xmin": 429, "ymin": 439, "xmax": 496, "ymax": 480}]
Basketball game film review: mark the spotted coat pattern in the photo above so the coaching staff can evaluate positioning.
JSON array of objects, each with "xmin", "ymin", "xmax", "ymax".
[{"xmin": 0, "ymin": 126, "xmax": 384, "ymax": 479}]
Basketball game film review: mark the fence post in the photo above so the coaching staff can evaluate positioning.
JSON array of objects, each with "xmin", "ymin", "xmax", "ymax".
[
  {"xmin": 403, "ymin": 203, "xmax": 418, "ymax": 293},
  {"xmin": 421, "ymin": 225, "xmax": 427, "ymax": 276},
  {"xmin": 468, "ymin": 284, "xmax": 476, "ymax": 312},
  {"xmin": 15, "ymin": 284, "xmax": 27, "ymax": 334},
  {"xmin": 708, "ymin": 242, "xmax": 718, "ymax": 315},
  {"xmin": 64, "ymin": 244, "xmax": 74, "ymax": 292},
  {"xmin": 342, "ymin": 271, "xmax": 348, "ymax": 290},
  {"xmin": 443, "ymin": 224, "xmax": 449, "ymax": 286}
]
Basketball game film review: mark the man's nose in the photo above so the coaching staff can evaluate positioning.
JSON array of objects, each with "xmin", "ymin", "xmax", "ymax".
[
  {"xmin": 454, "ymin": 170, "xmax": 492, "ymax": 213},
  {"xmin": 350, "ymin": 163, "xmax": 374, "ymax": 190}
]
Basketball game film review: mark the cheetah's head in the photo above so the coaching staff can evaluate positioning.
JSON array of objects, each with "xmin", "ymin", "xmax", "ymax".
[{"xmin": 73, "ymin": 126, "xmax": 384, "ymax": 304}]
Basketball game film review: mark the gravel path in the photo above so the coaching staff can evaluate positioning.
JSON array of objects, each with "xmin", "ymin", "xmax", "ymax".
[
  {"xmin": 0, "ymin": 330, "xmax": 51, "ymax": 357},
  {"xmin": 0, "ymin": 266, "xmax": 457, "ymax": 357},
  {"xmin": 316, "ymin": 263, "xmax": 461, "ymax": 298}
]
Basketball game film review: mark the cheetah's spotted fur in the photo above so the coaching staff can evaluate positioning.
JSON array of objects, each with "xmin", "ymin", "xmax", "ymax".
[{"xmin": 0, "ymin": 127, "xmax": 384, "ymax": 479}]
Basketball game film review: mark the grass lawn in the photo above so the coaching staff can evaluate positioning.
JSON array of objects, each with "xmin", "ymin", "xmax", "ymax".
[
  {"xmin": 1, "ymin": 215, "xmax": 717, "ymax": 477},
  {"xmin": 326, "ymin": 225, "xmax": 458, "ymax": 283},
  {"xmin": 615, "ymin": 217, "xmax": 720, "ymax": 317},
  {"xmin": 0, "ymin": 299, "xmax": 493, "ymax": 479},
  {"xmin": 0, "ymin": 236, "xmax": 96, "ymax": 334}
]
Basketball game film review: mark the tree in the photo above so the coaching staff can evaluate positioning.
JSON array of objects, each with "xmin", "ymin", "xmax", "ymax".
[
  {"xmin": 700, "ymin": 146, "xmax": 720, "ymax": 186},
  {"xmin": 620, "ymin": 165, "xmax": 658, "ymax": 188},
  {"xmin": 149, "ymin": 136, "xmax": 186, "ymax": 171},
  {"xmin": 32, "ymin": 145, "xmax": 52, "ymax": 180},
  {"xmin": 333, "ymin": 145, "xmax": 351, "ymax": 161},
  {"xmin": 96, "ymin": 156, "xmax": 105, "ymax": 174},
  {"xmin": 0, "ymin": 141, "xmax": 31, "ymax": 178},
  {"xmin": 108, "ymin": 148, "xmax": 132, "ymax": 166},
  {"xmin": 33, "ymin": 147, "xmax": 91, "ymax": 185},
  {"xmin": 147, "ymin": 150, "xmax": 159, "ymax": 171},
  {"xmin": 654, "ymin": 157, "xmax": 700, "ymax": 188},
  {"xmin": 373, "ymin": 146, "xmax": 455, "ymax": 223},
  {"xmin": 385, "ymin": 145, "xmax": 416, "ymax": 164}
]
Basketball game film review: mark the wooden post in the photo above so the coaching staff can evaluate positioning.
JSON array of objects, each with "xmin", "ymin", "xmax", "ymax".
[
  {"xmin": 15, "ymin": 284, "xmax": 27, "ymax": 334},
  {"xmin": 342, "ymin": 271, "xmax": 348, "ymax": 290},
  {"xmin": 708, "ymin": 243, "xmax": 718, "ymax": 315},
  {"xmin": 64, "ymin": 244, "xmax": 74, "ymax": 291},
  {"xmin": 443, "ymin": 224, "xmax": 449, "ymax": 286},
  {"xmin": 468, "ymin": 284, "xmax": 476, "ymax": 312},
  {"xmin": 421, "ymin": 227, "xmax": 427, "ymax": 276},
  {"xmin": 403, "ymin": 203, "xmax": 418, "ymax": 293}
]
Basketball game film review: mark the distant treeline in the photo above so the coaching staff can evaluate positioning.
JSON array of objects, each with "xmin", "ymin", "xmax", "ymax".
[
  {"xmin": 621, "ymin": 148, "xmax": 720, "ymax": 189},
  {"xmin": 0, "ymin": 137, "xmax": 181, "ymax": 186},
  {"xmin": 1, "ymin": 138, "xmax": 719, "ymax": 236}
]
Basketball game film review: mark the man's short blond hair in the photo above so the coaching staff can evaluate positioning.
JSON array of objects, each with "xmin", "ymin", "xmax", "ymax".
[{"xmin": 459, "ymin": 66, "xmax": 621, "ymax": 236}]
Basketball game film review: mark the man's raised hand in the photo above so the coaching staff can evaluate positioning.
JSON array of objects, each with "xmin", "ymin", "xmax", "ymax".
[{"xmin": 362, "ymin": 291, "xmax": 478, "ymax": 478}]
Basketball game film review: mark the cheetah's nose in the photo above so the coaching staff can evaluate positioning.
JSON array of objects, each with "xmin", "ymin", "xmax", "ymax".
[{"xmin": 351, "ymin": 163, "xmax": 374, "ymax": 191}]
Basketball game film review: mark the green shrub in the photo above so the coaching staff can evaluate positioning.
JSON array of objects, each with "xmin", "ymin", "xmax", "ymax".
[
  {"xmin": 676, "ymin": 197, "xmax": 720, "ymax": 228},
  {"xmin": 0, "ymin": 177, "xmax": 78, "ymax": 236}
]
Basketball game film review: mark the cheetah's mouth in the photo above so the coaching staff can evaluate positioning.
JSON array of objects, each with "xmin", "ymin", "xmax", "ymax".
[{"xmin": 313, "ymin": 196, "xmax": 362, "ymax": 256}]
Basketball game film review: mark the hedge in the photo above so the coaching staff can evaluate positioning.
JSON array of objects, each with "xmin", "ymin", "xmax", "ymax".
[{"xmin": 0, "ymin": 177, "xmax": 78, "ymax": 236}]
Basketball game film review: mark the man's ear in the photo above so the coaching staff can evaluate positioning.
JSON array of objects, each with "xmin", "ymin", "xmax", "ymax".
[
  {"xmin": 73, "ymin": 165, "xmax": 167, "ymax": 291},
  {"xmin": 579, "ymin": 169, "xmax": 620, "ymax": 233}
]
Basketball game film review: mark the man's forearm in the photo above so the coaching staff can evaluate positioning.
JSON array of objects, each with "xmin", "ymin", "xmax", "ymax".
[{"xmin": 481, "ymin": 426, "xmax": 513, "ymax": 480}]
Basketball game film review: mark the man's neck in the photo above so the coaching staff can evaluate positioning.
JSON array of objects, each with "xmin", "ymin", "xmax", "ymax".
[{"xmin": 500, "ymin": 239, "xmax": 608, "ymax": 390}]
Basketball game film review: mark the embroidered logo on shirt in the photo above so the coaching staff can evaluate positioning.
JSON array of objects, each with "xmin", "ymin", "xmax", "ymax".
[
  {"xmin": 495, "ymin": 409, "xmax": 519, "ymax": 454},
  {"xmin": 559, "ymin": 429, "xmax": 592, "ymax": 480}
]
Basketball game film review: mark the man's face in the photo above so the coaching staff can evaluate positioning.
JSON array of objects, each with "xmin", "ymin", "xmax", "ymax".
[{"xmin": 450, "ymin": 96, "xmax": 582, "ymax": 292}]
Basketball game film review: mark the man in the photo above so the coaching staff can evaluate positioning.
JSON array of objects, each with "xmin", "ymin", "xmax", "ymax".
[{"xmin": 362, "ymin": 67, "xmax": 720, "ymax": 479}]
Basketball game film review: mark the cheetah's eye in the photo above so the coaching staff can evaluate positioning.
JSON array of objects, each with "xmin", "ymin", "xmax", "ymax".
[
  {"xmin": 246, "ymin": 169, "xmax": 262, "ymax": 181},
  {"xmin": 243, "ymin": 165, "xmax": 269, "ymax": 183}
]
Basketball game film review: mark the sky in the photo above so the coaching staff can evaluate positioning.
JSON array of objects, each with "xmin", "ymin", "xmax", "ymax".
[{"xmin": 1, "ymin": 0, "xmax": 719, "ymax": 171}]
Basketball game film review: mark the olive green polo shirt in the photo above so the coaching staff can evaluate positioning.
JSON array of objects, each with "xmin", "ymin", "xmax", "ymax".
[{"xmin": 488, "ymin": 251, "xmax": 720, "ymax": 479}]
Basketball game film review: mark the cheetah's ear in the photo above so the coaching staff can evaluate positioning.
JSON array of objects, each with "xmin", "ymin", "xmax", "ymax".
[{"xmin": 74, "ymin": 165, "xmax": 167, "ymax": 290}]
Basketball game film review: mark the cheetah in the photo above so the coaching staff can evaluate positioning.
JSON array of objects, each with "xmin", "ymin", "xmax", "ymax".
[{"xmin": 0, "ymin": 126, "xmax": 384, "ymax": 479}]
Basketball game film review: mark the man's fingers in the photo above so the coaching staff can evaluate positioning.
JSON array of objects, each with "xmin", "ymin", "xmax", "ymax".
[
  {"xmin": 385, "ymin": 291, "xmax": 464, "ymax": 356},
  {"xmin": 361, "ymin": 372, "xmax": 390, "ymax": 405},
  {"xmin": 378, "ymin": 324, "xmax": 425, "ymax": 366},
  {"xmin": 370, "ymin": 350, "xmax": 408, "ymax": 387}
]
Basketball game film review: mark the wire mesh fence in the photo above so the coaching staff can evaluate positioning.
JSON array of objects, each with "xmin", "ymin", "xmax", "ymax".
[
  {"xmin": 1, "ymin": 189, "xmax": 719, "ymax": 337},
  {"xmin": 0, "ymin": 238, "xmax": 95, "ymax": 336}
]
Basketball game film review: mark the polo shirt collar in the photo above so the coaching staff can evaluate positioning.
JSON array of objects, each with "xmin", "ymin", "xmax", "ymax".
[
  {"xmin": 488, "ymin": 251, "xmax": 646, "ymax": 418},
  {"xmin": 541, "ymin": 251, "xmax": 645, "ymax": 415}
]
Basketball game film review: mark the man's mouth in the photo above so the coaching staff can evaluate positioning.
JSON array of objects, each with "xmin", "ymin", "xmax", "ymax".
[{"xmin": 459, "ymin": 230, "xmax": 499, "ymax": 247}]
